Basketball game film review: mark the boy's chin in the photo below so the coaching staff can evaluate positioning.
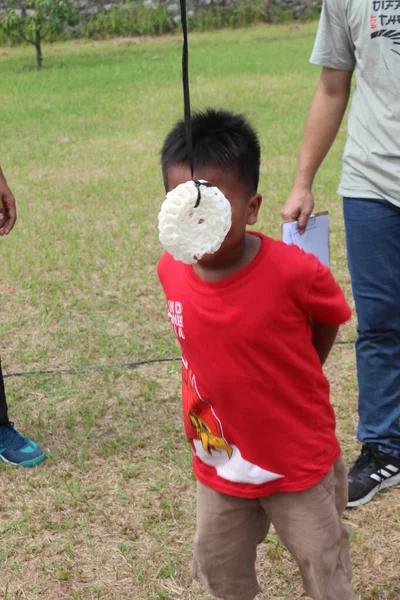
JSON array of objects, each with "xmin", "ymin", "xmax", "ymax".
[
  {"xmin": 195, "ymin": 240, "xmax": 236, "ymax": 266},
  {"xmin": 195, "ymin": 252, "xmax": 217, "ymax": 265}
]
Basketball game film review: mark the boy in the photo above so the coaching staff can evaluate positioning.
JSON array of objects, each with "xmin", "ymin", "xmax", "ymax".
[{"xmin": 157, "ymin": 109, "xmax": 355, "ymax": 600}]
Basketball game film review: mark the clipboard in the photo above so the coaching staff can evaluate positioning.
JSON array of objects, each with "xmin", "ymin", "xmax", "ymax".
[{"xmin": 281, "ymin": 211, "xmax": 330, "ymax": 268}]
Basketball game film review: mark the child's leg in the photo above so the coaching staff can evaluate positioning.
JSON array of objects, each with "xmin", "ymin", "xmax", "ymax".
[
  {"xmin": 260, "ymin": 457, "xmax": 355, "ymax": 600},
  {"xmin": 192, "ymin": 481, "xmax": 269, "ymax": 600}
]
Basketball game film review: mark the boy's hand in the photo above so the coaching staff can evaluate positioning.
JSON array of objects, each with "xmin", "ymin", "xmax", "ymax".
[
  {"xmin": 312, "ymin": 321, "xmax": 339, "ymax": 366},
  {"xmin": 0, "ymin": 175, "xmax": 17, "ymax": 236}
]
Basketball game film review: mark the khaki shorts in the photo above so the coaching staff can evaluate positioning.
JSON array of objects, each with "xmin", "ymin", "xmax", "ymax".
[{"xmin": 192, "ymin": 457, "xmax": 355, "ymax": 600}]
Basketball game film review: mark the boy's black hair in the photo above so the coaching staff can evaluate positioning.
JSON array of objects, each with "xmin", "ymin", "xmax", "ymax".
[{"xmin": 161, "ymin": 108, "xmax": 261, "ymax": 192}]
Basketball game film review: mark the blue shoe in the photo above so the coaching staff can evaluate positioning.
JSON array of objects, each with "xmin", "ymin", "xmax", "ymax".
[{"xmin": 0, "ymin": 423, "xmax": 46, "ymax": 467}]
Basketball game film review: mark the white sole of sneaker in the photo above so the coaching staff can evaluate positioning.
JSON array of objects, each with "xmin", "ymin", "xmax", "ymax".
[
  {"xmin": 347, "ymin": 471, "xmax": 400, "ymax": 507},
  {"xmin": 0, "ymin": 453, "xmax": 46, "ymax": 467}
]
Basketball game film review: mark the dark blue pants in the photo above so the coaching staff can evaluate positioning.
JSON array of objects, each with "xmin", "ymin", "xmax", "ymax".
[{"xmin": 343, "ymin": 198, "xmax": 400, "ymax": 457}]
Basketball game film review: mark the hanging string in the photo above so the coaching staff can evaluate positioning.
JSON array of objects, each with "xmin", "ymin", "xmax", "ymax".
[
  {"xmin": 2, "ymin": 340, "xmax": 356, "ymax": 379},
  {"xmin": 179, "ymin": 0, "xmax": 194, "ymax": 177}
]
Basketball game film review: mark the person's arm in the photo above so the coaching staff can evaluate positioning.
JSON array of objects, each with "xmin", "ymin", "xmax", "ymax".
[
  {"xmin": 312, "ymin": 321, "xmax": 339, "ymax": 366},
  {"xmin": 281, "ymin": 67, "xmax": 353, "ymax": 232},
  {"xmin": 0, "ymin": 166, "xmax": 17, "ymax": 235}
]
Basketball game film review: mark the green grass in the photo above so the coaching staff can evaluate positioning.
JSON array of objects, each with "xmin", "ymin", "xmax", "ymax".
[
  {"xmin": 0, "ymin": 23, "xmax": 336, "ymax": 371},
  {"xmin": 0, "ymin": 23, "xmax": 399, "ymax": 600}
]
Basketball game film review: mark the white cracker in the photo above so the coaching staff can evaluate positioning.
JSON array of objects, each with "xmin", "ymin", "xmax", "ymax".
[{"xmin": 158, "ymin": 180, "xmax": 232, "ymax": 264}]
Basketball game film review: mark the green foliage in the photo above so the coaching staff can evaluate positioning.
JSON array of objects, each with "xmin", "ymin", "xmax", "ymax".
[
  {"xmin": 0, "ymin": 0, "xmax": 321, "ymax": 48},
  {"xmin": 267, "ymin": 7, "xmax": 293, "ymax": 24},
  {"xmin": 80, "ymin": 5, "xmax": 173, "ymax": 39},
  {"xmin": 188, "ymin": 0, "xmax": 266, "ymax": 31},
  {"xmin": 297, "ymin": 6, "xmax": 321, "ymax": 21},
  {"xmin": 267, "ymin": 4, "xmax": 321, "ymax": 24},
  {"xmin": 185, "ymin": 0, "xmax": 318, "ymax": 32},
  {"xmin": 0, "ymin": 0, "xmax": 79, "ymax": 67},
  {"xmin": 0, "ymin": 26, "xmax": 9, "ymax": 45}
]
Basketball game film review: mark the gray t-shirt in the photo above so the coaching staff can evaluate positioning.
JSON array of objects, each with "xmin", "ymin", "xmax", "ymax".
[{"xmin": 311, "ymin": 0, "xmax": 400, "ymax": 207}]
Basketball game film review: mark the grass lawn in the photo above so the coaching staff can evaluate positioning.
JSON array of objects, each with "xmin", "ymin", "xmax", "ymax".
[{"xmin": 0, "ymin": 22, "xmax": 399, "ymax": 600}]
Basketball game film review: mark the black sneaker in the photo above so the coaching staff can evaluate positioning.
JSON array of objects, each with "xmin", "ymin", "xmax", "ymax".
[{"xmin": 347, "ymin": 443, "xmax": 400, "ymax": 507}]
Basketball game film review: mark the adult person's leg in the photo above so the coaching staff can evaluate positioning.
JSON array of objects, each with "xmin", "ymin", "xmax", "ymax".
[
  {"xmin": 343, "ymin": 198, "xmax": 400, "ymax": 506},
  {"xmin": 0, "ymin": 359, "xmax": 46, "ymax": 467}
]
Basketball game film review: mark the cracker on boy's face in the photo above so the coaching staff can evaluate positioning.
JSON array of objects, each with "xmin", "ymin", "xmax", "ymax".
[{"xmin": 166, "ymin": 164, "xmax": 261, "ymax": 265}]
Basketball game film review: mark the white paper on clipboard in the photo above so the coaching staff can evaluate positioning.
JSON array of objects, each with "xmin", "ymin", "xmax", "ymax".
[{"xmin": 281, "ymin": 212, "xmax": 330, "ymax": 268}]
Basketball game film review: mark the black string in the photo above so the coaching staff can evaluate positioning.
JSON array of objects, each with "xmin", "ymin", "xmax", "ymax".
[
  {"xmin": 193, "ymin": 180, "xmax": 213, "ymax": 208},
  {"xmin": 180, "ymin": 0, "xmax": 194, "ymax": 177},
  {"xmin": 2, "ymin": 340, "xmax": 356, "ymax": 379},
  {"xmin": 3, "ymin": 358, "xmax": 181, "ymax": 379}
]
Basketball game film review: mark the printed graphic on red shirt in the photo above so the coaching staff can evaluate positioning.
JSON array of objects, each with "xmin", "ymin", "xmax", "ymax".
[
  {"xmin": 182, "ymin": 357, "xmax": 284, "ymax": 486},
  {"xmin": 167, "ymin": 299, "xmax": 185, "ymax": 339},
  {"xmin": 182, "ymin": 357, "xmax": 233, "ymax": 458}
]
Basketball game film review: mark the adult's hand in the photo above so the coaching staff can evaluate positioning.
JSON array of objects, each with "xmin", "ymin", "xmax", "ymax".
[
  {"xmin": 281, "ymin": 186, "xmax": 314, "ymax": 233},
  {"xmin": 0, "ymin": 170, "xmax": 17, "ymax": 236}
]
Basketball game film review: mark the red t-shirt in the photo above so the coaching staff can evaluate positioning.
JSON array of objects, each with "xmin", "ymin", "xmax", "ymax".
[{"xmin": 157, "ymin": 232, "xmax": 351, "ymax": 498}]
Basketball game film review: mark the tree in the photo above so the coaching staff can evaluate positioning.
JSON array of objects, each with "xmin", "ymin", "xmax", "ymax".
[{"xmin": 1, "ymin": 0, "xmax": 79, "ymax": 69}]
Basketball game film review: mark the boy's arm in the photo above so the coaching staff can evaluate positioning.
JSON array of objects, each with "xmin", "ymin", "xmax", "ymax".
[
  {"xmin": 0, "ymin": 166, "xmax": 17, "ymax": 235},
  {"xmin": 312, "ymin": 321, "xmax": 339, "ymax": 366}
]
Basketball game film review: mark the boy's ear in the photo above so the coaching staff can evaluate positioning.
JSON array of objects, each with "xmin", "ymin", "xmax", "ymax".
[{"xmin": 247, "ymin": 193, "xmax": 262, "ymax": 226}]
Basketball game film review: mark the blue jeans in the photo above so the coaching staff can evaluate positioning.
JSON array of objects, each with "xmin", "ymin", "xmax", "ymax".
[{"xmin": 343, "ymin": 198, "xmax": 400, "ymax": 458}]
